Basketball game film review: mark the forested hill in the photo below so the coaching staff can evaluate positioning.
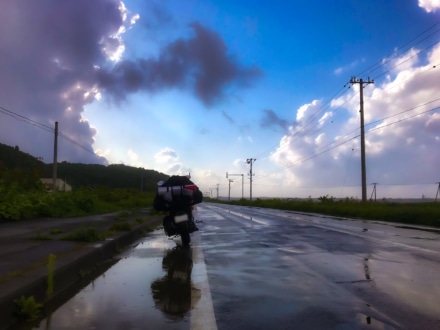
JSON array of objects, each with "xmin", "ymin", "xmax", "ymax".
[{"xmin": 0, "ymin": 143, "xmax": 168, "ymax": 191}]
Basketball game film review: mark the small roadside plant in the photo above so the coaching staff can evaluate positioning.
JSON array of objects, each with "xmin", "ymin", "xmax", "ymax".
[
  {"xmin": 46, "ymin": 254, "xmax": 56, "ymax": 299},
  {"xmin": 116, "ymin": 210, "xmax": 130, "ymax": 220},
  {"xmin": 62, "ymin": 227, "xmax": 102, "ymax": 242},
  {"xmin": 31, "ymin": 231, "xmax": 52, "ymax": 241},
  {"xmin": 134, "ymin": 218, "xmax": 144, "ymax": 225},
  {"xmin": 110, "ymin": 221, "xmax": 132, "ymax": 231},
  {"xmin": 49, "ymin": 228, "xmax": 63, "ymax": 235},
  {"xmin": 78, "ymin": 269, "xmax": 90, "ymax": 278},
  {"xmin": 14, "ymin": 295, "xmax": 42, "ymax": 321}
]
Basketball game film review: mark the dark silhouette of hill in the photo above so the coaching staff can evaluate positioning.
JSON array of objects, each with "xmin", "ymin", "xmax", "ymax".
[
  {"xmin": 0, "ymin": 142, "xmax": 168, "ymax": 191},
  {"xmin": 0, "ymin": 143, "xmax": 43, "ymax": 169}
]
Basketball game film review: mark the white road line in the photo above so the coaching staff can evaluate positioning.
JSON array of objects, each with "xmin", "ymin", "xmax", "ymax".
[{"xmin": 190, "ymin": 233, "xmax": 218, "ymax": 330}]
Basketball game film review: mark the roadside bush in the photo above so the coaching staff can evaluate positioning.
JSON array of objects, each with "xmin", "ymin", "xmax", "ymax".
[
  {"xmin": 0, "ymin": 185, "xmax": 154, "ymax": 222},
  {"xmin": 62, "ymin": 227, "xmax": 102, "ymax": 242},
  {"xmin": 14, "ymin": 296, "xmax": 42, "ymax": 320}
]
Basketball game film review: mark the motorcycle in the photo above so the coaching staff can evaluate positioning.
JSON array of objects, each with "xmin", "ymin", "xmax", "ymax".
[
  {"xmin": 162, "ymin": 208, "xmax": 197, "ymax": 246},
  {"xmin": 154, "ymin": 175, "xmax": 203, "ymax": 246}
]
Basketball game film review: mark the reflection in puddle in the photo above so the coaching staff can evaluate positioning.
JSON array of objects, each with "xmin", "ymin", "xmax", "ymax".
[
  {"xmin": 24, "ymin": 231, "xmax": 199, "ymax": 330},
  {"xmin": 364, "ymin": 256, "xmax": 371, "ymax": 281},
  {"xmin": 151, "ymin": 246, "xmax": 200, "ymax": 320},
  {"xmin": 356, "ymin": 312, "xmax": 391, "ymax": 329}
]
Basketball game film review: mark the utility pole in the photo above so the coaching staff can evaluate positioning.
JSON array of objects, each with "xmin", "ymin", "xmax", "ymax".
[
  {"xmin": 228, "ymin": 179, "xmax": 234, "ymax": 201},
  {"xmin": 209, "ymin": 188, "xmax": 216, "ymax": 198},
  {"xmin": 246, "ymin": 158, "xmax": 256, "ymax": 201},
  {"xmin": 350, "ymin": 77, "xmax": 374, "ymax": 202},
  {"xmin": 140, "ymin": 169, "xmax": 144, "ymax": 192},
  {"xmin": 370, "ymin": 183, "xmax": 378, "ymax": 202},
  {"xmin": 226, "ymin": 172, "xmax": 244, "ymax": 199},
  {"xmin": 435, "ymin": 182, "xmax": 440, "ymax": 202},
  {"xmin": 217, "ymin": 184, "xmax": 219, "ymax": 199},
  {"xmin": 52, "ymin": 121, "xmax": 58, "ymax": 191}
]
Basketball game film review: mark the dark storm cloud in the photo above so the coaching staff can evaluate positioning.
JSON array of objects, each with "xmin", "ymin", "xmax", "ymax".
[
  {"xmin": 260, "ymin": 109, "xmax": 289, "ymax": 131},
  {"xmin": 97, "ymin": 22, "xmax": 263, "ymax": 106},
  {"xmin": 0, "ymin": 0, "xmax": 125, "ymax": 163},
  {"xmin": 0, "ymin": 0, "xmax": 262, "ymax": 164}
]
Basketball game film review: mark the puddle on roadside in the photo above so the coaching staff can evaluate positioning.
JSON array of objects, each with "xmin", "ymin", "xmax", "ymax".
[
  {"xmin": 150, "ymin": 246, "xmax": 201, "ymax": 321},
  {"xmin": 14, "ymin": 231, "xmax": 199, "ymax": 330}
]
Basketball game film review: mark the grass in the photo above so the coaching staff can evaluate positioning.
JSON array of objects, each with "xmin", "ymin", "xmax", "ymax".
[
  {"xmin": 134, "ymin": 218, "xmax": 144, "ymax": 224},
  {"xmin": 46, "ymin": 254, "xmax": 56, "ymax": 299},
  {"xmin": 62, "ymin": 227, "xmax": 102, "ymax": 242},
  {"xmin": 210, "ymin": 197, "xmax": 440, "ymax": 228},
  {"xmin": 14, "ymin": 296, "xmax": 42, "ymax": 321},
  {"xmin": 0, "ymin": 270, "xmax": 22, "ymax": 284},
  {"xmin": 30, "ymin": 231, "xmax": 52, "ymax": 241},
  {"xmin": 49, "ymin": 228, "xmax": 63, "ymax": 235},
  {"xmin": 110, "ymin": 221, "xmax": 132, "ymax": 231}
]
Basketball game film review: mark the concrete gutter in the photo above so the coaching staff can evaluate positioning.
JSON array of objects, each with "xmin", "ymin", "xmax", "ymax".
[{"xmin": 0, "ymin": 214, "xmax": 163, "ymax": 329}]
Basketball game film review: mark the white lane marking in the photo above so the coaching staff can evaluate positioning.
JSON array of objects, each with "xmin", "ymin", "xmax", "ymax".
[
  {"xmin": 190, "ymin": 233, "xmax": 218, "ymax": 330},
  {"xmin": 203, "ymin": 203, "xmax": 440, "ymax": 255}
]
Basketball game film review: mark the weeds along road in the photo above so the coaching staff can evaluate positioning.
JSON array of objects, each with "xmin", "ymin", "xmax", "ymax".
[{"xmin": 27, "ymin": 202, "xmax": 440, "ymax": 330}]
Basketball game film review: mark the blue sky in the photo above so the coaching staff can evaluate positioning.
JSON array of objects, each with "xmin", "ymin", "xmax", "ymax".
[{"xmin": 1, "ymin": 0, "xmax": 439, "ymax": 199}]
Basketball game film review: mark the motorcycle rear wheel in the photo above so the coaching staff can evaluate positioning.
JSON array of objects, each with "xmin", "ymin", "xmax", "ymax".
[{"xmin": 180, "ymin": 226, "xmax": 191, "ymax": 246}]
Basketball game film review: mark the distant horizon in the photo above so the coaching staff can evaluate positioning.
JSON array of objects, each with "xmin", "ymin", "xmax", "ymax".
[{"xmin": 11, "ymin": 141, "xmax": 440, "ymax": 200}]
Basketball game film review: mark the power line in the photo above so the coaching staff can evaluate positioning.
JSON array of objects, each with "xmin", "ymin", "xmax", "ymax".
[
  {"xmin": 0, "ymin": 105, "xmax": 96, "ymax": 156},
  {"xmin": 256, "ymin": 21, "xmax": 440, "ymax": 165},
  {"xmin": 253, "ymin": 103, "xmax": 440, "ymax": 182},
  {"xmin": 356, "ymin": 20, "xmax": 440, "ymax": 78},
  {"xmin": 0, "ymin": 106, "xmax": 53, "ymax": 133}
]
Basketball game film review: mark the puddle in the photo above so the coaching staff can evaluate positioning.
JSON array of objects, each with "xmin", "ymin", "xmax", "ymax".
[{"xmin": 21, "ymin": 231, "xmax": 201, "ymax": 330}]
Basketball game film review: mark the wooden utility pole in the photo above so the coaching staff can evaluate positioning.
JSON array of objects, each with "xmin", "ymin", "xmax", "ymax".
[
  {"xmin": 226, "ymin": 172, "xmax": 244, "ymax": 199},
  {"xmin": 246, "ymin": 158, "xmax": 256, "ymax": 201},
  {"xmin": 350, "ymin": 77, "xmax": 374, "ymax": 202},
  {"xmin": 370, "ymin": 183, "xmax": 378, "ymax": 202},
  {"xmin": 52, "ymin": 121, "xmax": 58, "ymax": 191},
  {"xmin": 228, "ymin": 179, "xmax": 234, "ymax": 201}
]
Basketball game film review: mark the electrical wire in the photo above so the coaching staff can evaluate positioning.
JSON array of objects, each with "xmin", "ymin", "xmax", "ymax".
[
  {"xmin": 253, "ymin": 103, "xmax": 440, "ymax": 182},
  {"xmin": 254, "ymin": 20, "xmax": 440, "ymax": 164},
  {"xmin": 0, "ymin": 105, "xmax": 97, "ymax": 156}
]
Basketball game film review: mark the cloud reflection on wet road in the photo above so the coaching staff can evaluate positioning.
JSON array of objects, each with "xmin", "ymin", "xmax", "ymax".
[{"xmin": 31, "ymin": 203, "xmax": 440, "ymax": 329}]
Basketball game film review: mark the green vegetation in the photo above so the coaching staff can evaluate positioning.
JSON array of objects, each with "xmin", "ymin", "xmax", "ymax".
[
  {"xmin": 134, "ymin": 218, "xmax": 145, "ymax": 225},
  {"xmin": 0, "ymin": 186, "xmax": 156, "ymax": 221},
  {"xmin": 78, "ymin": 269, "xmax": 90, "ymax": 278},
  {"xmin": 14, "ymin": 295, "xmax": 42, "ymax": 321},
  {"xmin": 30, "ymin": 231, "xmax": 52, "ymax": 240},
  {"xmin": 0, "ymin": 142, "xmax": 166, "ymax": 222},
  {"xmin": 62, "ymin": 227, "xmax": 102, "ymax": 242},
  {"xmin": 46, "ymin": 254, "xmax": 56, "ymax": 299},
  {"xmin": 211, "ymin": 196, "xmax": 440, "ymax": 228},
  {"xmin": 49, "ymin": 228, "xmax": 63, "ymax": 235},
  {"xmin": 110, "ymin": 221, "xmax": 132, "ymax": 231}
]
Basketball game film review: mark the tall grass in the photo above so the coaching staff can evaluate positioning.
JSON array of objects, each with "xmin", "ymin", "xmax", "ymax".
[
  {"xmin": 213, "ymin": 197, "xmax": 440, "ymax": 228},
  {"xmin": 0, "ymin": 187, "xmax": 155, "ymax": 222}
]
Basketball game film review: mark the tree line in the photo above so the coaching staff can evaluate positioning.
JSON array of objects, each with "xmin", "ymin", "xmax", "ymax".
[{"xmin": 0, "ymin": 142, "xmax": 168, "ymax": 192}]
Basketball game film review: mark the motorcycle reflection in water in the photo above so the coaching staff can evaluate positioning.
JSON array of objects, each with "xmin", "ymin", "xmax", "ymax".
[{"xmin": 151, "ymin": 247, "xmax": 201, "ymax": 320}]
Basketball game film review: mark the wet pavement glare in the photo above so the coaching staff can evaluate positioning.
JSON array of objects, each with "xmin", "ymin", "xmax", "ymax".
[{"xmin": 16, "ymin": 203, "xmax": 440, "ymax": 330}]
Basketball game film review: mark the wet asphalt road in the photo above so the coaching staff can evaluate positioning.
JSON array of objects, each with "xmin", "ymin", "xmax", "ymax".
[{"xmin": 31, "ymin": 203, "xmax": 440, "ymax": 330}]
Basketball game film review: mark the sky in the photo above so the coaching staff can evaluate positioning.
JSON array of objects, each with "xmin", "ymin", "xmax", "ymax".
[{"xmin": 0, "ymin": 0, "xmax": 440, "ymax": 200}]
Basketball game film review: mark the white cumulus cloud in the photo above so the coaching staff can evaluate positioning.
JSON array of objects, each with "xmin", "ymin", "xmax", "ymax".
[
  {"xmin": 270, "ymin": 43, "xmax": 440, "ymax": 198},
  {"xmin": 419, "ymin": 0, "xmax": 440, "ymax": 12}
]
